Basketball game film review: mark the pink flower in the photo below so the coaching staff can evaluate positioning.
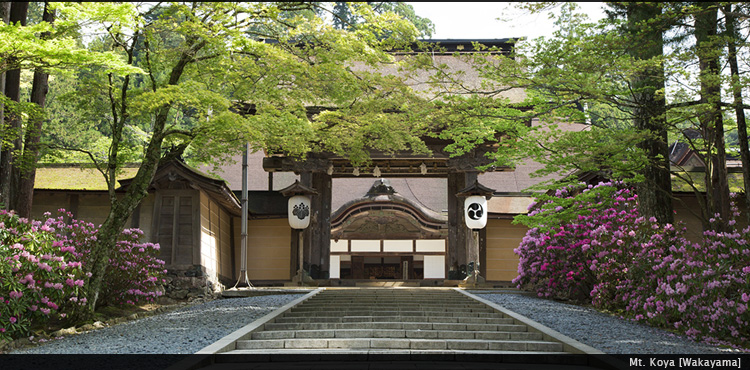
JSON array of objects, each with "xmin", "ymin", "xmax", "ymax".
[
  {"xmin": 9, "ymin": 291, "xmax": 23, "ymax": 299},
  {"xmin": 742, "ymin": 293, "xmax": 749, "ymax": 303},
  {"xmin": 9, "ymin": 317, "xmax": 17, "ymax": 324}
]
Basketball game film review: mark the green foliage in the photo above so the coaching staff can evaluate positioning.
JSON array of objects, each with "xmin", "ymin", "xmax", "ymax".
[
  {"xmin": 24, "ymin": 2, "xmax": 437, "ymax": 310},
  {"xmin": 0, "ymin": 4, "xmax": 141, "ymax": 75},
  {"xmin": 330, "ymin": 2, "xmax": 435, "ymax": 37},
  {"xmin": 39, "ymin": 2, "xmax": 430, "ymax": 172}
]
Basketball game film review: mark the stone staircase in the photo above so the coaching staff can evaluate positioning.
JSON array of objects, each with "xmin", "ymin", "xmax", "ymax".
[
  {"xmin": 176, "ymin": 288, "xmax": 615, "ymax": 370},
  {"xmin": 232, "ymin": 288, "xmax": 566, "ymax": 353}
]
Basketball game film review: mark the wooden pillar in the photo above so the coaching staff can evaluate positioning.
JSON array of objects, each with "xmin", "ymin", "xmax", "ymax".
[
  {"xmin": 447, "ymin": 171, "xmax": 467, "ymax": 277},
  {"xmin": 301, "ymin": 172, "xmax": 313, "ymax": 273},
  {"xmin": 290, "ymin": 229, "xmax": 301, "ymax": 281},
  {"xmin": 313, "ymin": 172, "xmax": 332, "ymax": 278},
  {"xmin": 131, "ymin": 203, "xmax": 141, "ymax": 229},
  {"xmin": 68, "ymin": 193, "xmax": 79, "ymax": 220},
  {"xmin": 301, "ymin": 171, "xmax": 332, "ymax": 279},
  {"xmin": 479, "ymin": 227, "xmax": 487, "ymax": 278}
]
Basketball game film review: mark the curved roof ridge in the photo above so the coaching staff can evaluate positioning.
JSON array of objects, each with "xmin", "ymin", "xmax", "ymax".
[{"xmin": 331, "ymin": 187, "xmax": 447, "ymax": 226}]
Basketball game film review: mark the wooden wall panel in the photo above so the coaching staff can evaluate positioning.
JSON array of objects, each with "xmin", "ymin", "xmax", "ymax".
[
  {"xmin": 485, "ymin": 219, "xmax": 526, "ymax": 282},
  {"xmin": 234, "ymin": 218, "xmax": 291, "ymax": 281},
  {"xmin": 174, "ymin": 195, "xmax": 194, "ymax": 265},
  {"xmin": 219, "ymin": 207, "xmax": 233, "ymax": 279},
  {"xmin": 199, "ymin": 192, "xmax": 216, "ymax": 282}
]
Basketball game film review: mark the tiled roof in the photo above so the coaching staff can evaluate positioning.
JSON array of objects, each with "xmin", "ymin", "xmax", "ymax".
[{"xmin": 34, "ymin": 166, "xmax": 139, "ymax": 191}]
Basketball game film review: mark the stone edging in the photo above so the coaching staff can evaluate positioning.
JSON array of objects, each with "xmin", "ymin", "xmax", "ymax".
[
  {"xmin": 164, "ymin": 288, "xmax": 323, "ymax": 370},
  {"xmin": 456, "ymin": 288, "xmax": 627, "ymax": 370}
]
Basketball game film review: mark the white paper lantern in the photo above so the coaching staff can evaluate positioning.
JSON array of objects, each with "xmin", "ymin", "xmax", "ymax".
[
  {"xmin": 464, "ymin": 195, "xmax": 487, "ymax": 229},
  {"xmin": 288, "ymin": 195, "xmax": 311, "ymax": 229}
]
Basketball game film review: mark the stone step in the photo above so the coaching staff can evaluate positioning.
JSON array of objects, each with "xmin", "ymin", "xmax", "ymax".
[
  {"xmin": 284, "ymin": 310, "xmax": 501, "ymax": 317},
  {"xmin": 196, "ymin": 352, "xmax": 597, "ymax": 370},
  {"xmin": 291, "ymin": 304, "xmax": 495, "ymax": 312},
  {"xmin": 293, "ymin": 302, "xmax": 489, "ymax": 308},
  {"xmin": 311, "ymin": 295, "xmax": 457, "ymax": 298},
  {"xmin": 262, "ymin": 321, "xmax": 529, "ymax": 332},
  {"xmin": 252, "ymin": 329, "xmax": 544, "ymax": 341},
  {"xmin": 273, "ymin": 316, "xmax": 515, "ymax": 324},
  {"xmin": 301, "ymin": 299, "xmax": 470, "ymax": 305},
  {"xmin": 236, "ymin": 338, "xmax": 565, "ymax": 352},
  {"xmin": 312, "ymin": 293, "xmax": 456, "ymax": 297}
]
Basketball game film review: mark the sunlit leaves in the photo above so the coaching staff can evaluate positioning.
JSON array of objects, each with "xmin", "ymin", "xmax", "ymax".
[{"xmin": 0, "ymin": 20, "xmax": 140, "ymax": 76}]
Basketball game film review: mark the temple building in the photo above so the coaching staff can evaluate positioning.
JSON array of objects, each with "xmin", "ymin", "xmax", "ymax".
[{"xmin": 29, "ymin": 39, "xmax": 717, "ymax": 292}]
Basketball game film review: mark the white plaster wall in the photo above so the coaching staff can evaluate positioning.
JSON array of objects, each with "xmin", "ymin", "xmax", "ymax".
[
  {"xmin": 424, "ymin": 255, "xmax": 445, "ymax": 279},
  {"xmin": 383, "ymin": 240, "xmax": 413, "ymax": 252},
  {"xmin": 331, "ymin": 239, "xmax": 348, "ymax": 252},
  {"xmin": 350, "ymin": 240, "xmax": 381, "ymax": 252},
  {"xmin": 329, "ymin": 255, "xmax": 340, "ymax": 279},
  {"xmin": 416, "ymin": 239, "xmax": 445, "ymax": 252}
]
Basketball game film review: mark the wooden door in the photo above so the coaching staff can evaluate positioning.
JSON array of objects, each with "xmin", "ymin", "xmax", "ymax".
[
  {"xmin": 155, "ymin": 193, "xmax": 195, "ymax": 265},
  {"xmin": 351, "ymin": 256, "xmax": 365, "ymax": 279},
  {"xmin": 400, "ymin": 256, "xmax": 414, "ymax": 279}
]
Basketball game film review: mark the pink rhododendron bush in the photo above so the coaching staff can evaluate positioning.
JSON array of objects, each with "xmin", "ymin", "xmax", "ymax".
[
  {"xmin": 0, "ymin": 209, "xmax": 165, "ymax": 341},
  {"xmin": 513, "ymin": 182, "xmax": 750, "ymax": 349}
]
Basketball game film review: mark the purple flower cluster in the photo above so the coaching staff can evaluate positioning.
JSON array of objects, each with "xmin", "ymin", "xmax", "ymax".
[
  {"xmin": 101, "ymin": 229, "xmax": 165, "ymax": 306},
  {"xmin": 1, "ymin": 209, "xmax": 165, "ymax": 342},
  {"xmin": 513, "ymin": 182, "xmax": 750, "ymax": 350}
]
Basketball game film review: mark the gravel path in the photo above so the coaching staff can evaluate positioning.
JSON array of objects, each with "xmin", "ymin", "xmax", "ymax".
[
  {"xmin": 8, "ymin": 289, "xmax": 738, "ymax": 356},
  {"xmin": 471, "ymin": 291, "xmax": 732, "ymax": 354},
  {"xmin": 10, "ymin": 293, "xmax": 306, "ymax": 355}
]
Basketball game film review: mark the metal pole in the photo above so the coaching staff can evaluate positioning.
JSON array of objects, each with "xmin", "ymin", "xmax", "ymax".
[
  {"xmin": 234, "ymin": 142, "xmax": 252, "ymax": 288},
  {"xmin": 298, "ymin": 230, "xmax": 304, "ymax": 285},
  {"xmin": 473, "ymin": 229, "xmax": 480, "ymax": 287}
]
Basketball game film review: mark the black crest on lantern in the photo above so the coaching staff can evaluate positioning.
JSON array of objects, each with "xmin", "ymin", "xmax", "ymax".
[
  {"xmin": 293, "ymin": 202, "xmax": 310, "ymax": 220},
  {"xmin": 467, "ymin": 203, "xmax": 483, "ymax": 220}
]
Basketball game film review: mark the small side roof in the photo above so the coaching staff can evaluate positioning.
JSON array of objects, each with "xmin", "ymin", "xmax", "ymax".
[{"xmin": 119, "ymin": 159, "xmax": 242, "ymax": 216}]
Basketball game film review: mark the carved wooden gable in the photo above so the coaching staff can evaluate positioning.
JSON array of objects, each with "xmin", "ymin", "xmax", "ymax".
[{"xmin": 331, "ymin": 179, "xmax": 447, "ymax": 240}]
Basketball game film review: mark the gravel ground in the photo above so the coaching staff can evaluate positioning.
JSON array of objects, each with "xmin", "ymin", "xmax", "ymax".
[
  {"xmin": 7, "ymin": 289, "xmax": 739, "ymax": 356},
  {"xmin": 471, "ymin": 291, "xmax": 733, "ymax": 354},
  {"xmin": 9, "ymin": 293, "xmax": 306, "ymax": 355}
]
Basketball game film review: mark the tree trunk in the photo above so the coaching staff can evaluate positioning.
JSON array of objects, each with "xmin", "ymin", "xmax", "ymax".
[
  {"xmin": 695, "ymin": 3, "xmax": 731, "ymax": 230},
  {"xmin": 0, "ymin": 2, "xmax": 28, "ymax": 212},
  {"xmin": 83, "ymin": 39, "xmax": 202, "ymax": 313},
  {"xmin": 626, "ymin": 3, "xmax": 674, "ymax": 224},
  {"xmin": 84, "ymin": 112, "xmax": 169, "ymax": 312},
  {"xmin": 16, "ymin": 2, "xmax": 54, "ymax": 218},
  {"xmin": 724, "ymin": 4, "xmax": 750, "ymax": 223},
  {"xmin": 0, "ymin": 3, "xmax": 10, "ymax": 208}
]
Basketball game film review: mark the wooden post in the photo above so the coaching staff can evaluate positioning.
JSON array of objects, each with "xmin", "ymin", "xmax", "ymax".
[
  {"xmin": 300, "ymin": 172, "xmax": 313, "ymax": 274},
  {"xmin": 300, "ymin": 172, "xmax": 331, "ymax": 279},
  {"xmin": 479, "ymin": 226, "xmax": 487, "ymax": 278},
  {"xmin": 447, "ymin": 171, "xmax": 467, "ymax": 277},
  {"xmin": 311, "ymin": 172, "xmax": 332, "ymax": 278}
]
